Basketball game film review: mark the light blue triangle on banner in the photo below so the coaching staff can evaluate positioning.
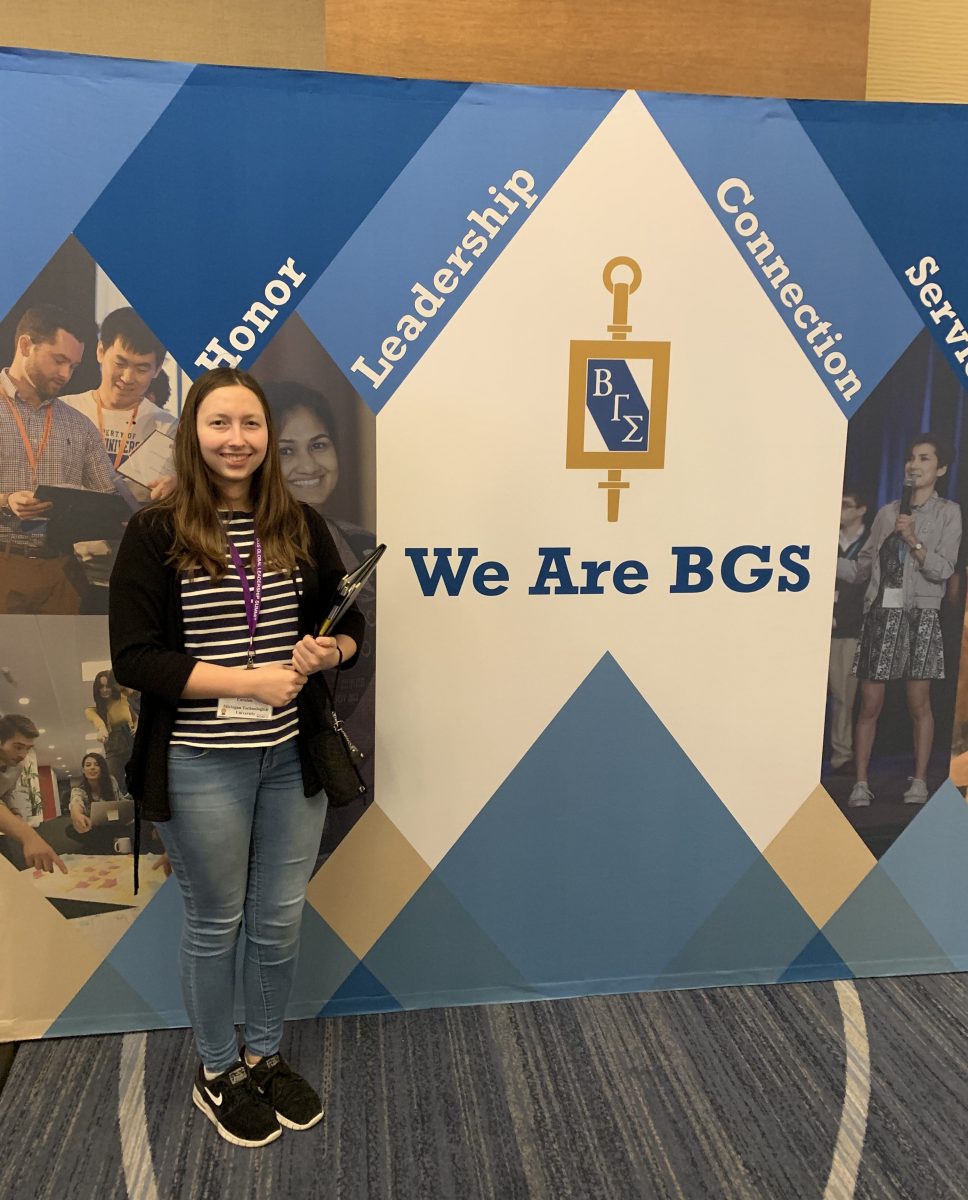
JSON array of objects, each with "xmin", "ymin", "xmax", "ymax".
[
  {"xmin": 879, "ymin": 780, "xmax": 968, "ymax": 968},
  {"xmin": 92, "ymin": 875, "xmax": 187, "ymax": 1026},
  {"xmin": 793, "ymin": 98, "xmax": 968, "ymax": 397},
  {"xmin": 47, "ymin": 961, "xmax": 164, "ymax": 1037},
  {"xmin": 656, "ymin": 855, "xmax": 819, "ymax": 989},
  {"xmin": 299, "ymin": 83, "xmax": 620, "ymax": 412},
  {"xmin": 363, "ymin": 874, "xmax": 538, "ymax": 1010},
  {"xmin": 76, "ymin": 67, "xmax": 468, "ymax": 378},
  {"xmin": 429, "ymin": 653, "xmax": 772, "ymax": 998},
  {"xmin": 0, "ymin": 48, "xmax": 192, "ymax": 321},
  {"xmin": 642, "ymin": 91, "xmax": 922, "ymax": 417},
  {"xmin": 51, "ymin": 874, "xmax": 358, "ymax": 1031},
  {"xmin": 822, "ymin": 864, "xmax": 953, "ymax": 978}
]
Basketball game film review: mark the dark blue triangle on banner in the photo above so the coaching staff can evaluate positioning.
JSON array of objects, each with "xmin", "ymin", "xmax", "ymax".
[
  {"xmin": 791, "ymin": 100, "xmax": 968, "ymax": 392},
  {"xmin": 778, "ymin": 931, "xmax": 853, "ymax": 984},
  {"xmin": 76, "ymin": 67, "xmax": 467, "ymax": 376},
  {"xmin": 430, "ymin": 653, "xmax": 774, "ymax": 995},
  {"xmin": 0, "ymin": 48, "xmax": 192, "ymax": 323},
  {"xmin": 319, "ymin": 961, "xmax": 402, "ymax": 1016}
]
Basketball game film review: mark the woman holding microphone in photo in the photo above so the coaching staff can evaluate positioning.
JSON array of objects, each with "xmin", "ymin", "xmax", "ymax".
[
  {"xmin": 837, "ymin": 433, "xmax": 961, "ymax": 808},
  {"xmin": 109, "ymin": 368, "xmax": 362, "ymax": 1148}
]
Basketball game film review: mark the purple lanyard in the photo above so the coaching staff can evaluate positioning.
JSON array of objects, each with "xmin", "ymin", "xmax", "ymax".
[{"xmin": 226, "ymin": 534, "xmax": 264, "ymax": 668}]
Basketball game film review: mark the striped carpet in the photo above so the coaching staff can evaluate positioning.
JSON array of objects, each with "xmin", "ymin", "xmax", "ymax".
[{"xmin": 0, "ymin": 974, "xmax": 965, "ymax": 1199}]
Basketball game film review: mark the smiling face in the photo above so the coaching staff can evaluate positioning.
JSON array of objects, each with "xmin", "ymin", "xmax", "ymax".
[
  {"xmin": 96, "ymin": 337, "xmax": 162, "ymax": 410},
  {"xmin": 905, "ymin": 443, "xmax": 947, "ymax": 493},
  {"xmin": 278, "ymin": 405, "xmax": 339, "ymax": 507},
  {"xmin": 195, "ymin": 384, "xmax": 269, "ymax": 504},
  {"xmin": 82, "ymin": 755, "xmax": 102, "ymax": 782}
]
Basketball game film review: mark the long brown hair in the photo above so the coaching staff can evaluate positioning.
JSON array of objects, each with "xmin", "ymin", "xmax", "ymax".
[{"xmin": 158, "ymin": 368, "xmax": 311, "ymax": 579}]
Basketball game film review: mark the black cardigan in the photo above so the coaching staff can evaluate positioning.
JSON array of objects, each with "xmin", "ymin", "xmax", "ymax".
[{"xmin": 109, "ymin": 502, "xmax": 365, "ymax": 822}]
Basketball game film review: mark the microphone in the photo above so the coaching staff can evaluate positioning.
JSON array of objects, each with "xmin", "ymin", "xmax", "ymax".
[{"xmin": 900, "ymin": 473, "xmax": 914, "ymax": 516}]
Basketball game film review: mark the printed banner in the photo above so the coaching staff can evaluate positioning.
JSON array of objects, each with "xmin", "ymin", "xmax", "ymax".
[{"xmin": 2, "ymin": 49, "xmax": 968, "ymax": 1040}]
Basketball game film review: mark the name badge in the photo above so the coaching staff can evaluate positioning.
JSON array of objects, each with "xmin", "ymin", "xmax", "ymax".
[
  {"xmin": 881, "ymin": 587, "xmax": 904, "ymax": 610},
  {"xmin": 216, "ymin": 697, "xmax": 273, "ymax": 720}
]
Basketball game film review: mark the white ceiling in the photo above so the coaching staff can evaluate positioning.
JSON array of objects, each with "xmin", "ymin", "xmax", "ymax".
[{"xmin": 0, "ymin": 617, "xmax": 114, "ymax": 779}]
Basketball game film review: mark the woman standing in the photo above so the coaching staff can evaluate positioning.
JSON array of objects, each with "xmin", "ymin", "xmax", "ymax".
[
  {"xmin": 109, "ymin": 368, "xmax": 363, "ymax": 1148},
  {"xmin": 84, "ymin": 671, "xmax": 137, "ymax": 792},
  {"xmin": 838, "ymin": 433, "xmax": 962, "ymax": 807}
]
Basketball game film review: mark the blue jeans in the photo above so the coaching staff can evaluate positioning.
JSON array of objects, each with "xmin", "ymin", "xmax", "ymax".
[{"xmin": 159, "ymin": 739, "xmax": 327, "ymax": 1073}]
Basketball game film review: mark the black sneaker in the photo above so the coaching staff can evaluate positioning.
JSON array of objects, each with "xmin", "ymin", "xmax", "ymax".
[
  {"xmin": 246, "ymin": 1051, "xmax": 324, "ymax": 1130},
  {"xmin": 192, "ymin": 1062, "xmax": 282, "ymax": 1148}
]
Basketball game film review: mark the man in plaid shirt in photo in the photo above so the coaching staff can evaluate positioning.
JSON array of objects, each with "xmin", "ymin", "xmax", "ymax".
[{"xmin": 0, "ymin": 303, "xmax": 118, "ymax": 613}]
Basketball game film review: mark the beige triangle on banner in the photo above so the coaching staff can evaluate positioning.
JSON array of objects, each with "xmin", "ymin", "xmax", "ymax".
[
  {"xmin": 0, "ymin": 856, "xmax": 104, "ymax": 1041},
  {"xmin": 763, "ymin": 784, "xmax": 877, "ymax": 928},
  {"xmin": 307, "ymin": 803, "xmax": 431, "ymax": 961}
]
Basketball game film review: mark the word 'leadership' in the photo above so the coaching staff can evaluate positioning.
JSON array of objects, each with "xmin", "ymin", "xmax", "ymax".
[{"xmin": 351, "ymin": 169, "xmax": 539, "ymax": 389}]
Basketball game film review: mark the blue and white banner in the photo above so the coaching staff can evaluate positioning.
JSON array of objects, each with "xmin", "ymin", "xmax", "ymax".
[{"xmin": 3, "ymin": 50, "xmax": 968, "ymax": 1040}]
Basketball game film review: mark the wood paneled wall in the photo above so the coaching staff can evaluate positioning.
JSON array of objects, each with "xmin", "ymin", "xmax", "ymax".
[
  {"xmin": 326, "ymin": 0, "xmax": 872, "ymax": 99},
  {"xmin": 3, "ymin": 2, "xmax": 967, "ymax": 107},
  {"xmin": 0, "ymin": 0, "xmax": 326, "ymax": 71}
]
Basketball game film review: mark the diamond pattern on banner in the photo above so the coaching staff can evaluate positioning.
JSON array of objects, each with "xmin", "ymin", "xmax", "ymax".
[
  {"xmin": 0, "ymin": 49, "xmax": 192, "ymax": 322},
  {"xmin": 320, "ymin": 962, "xmax": 403, "ymax": 1016},
  {"xmin": 656, "ymin": 856, "xmax": 819, "ymax": 988},
  {"xmin": 46, "ymin": 961, "xmax": 166, "ymax": 1037},
  {"xmin": 299, "ymin": 82, "xmax": 620, "ymax": 411},
  {"xmin": 431, "ymin": 653, "xmax": 767, "ymax": 994},
  {"xmin": 307, "ymin": 803, "xmax": 431, "ymax": 961},
  {"xmin": 879, "ymin": 780, "xmax": 968, "ymax": 966},
  {"xmin": 284, "ymin": 903, "xmax": 361, "ymax": 1017},
  {"xmin": 363, "ymin": 874, "xmax": 536, "ymax": 1009},
  {"xmin": 76, "ymin": 68, "xmax": 467, "ymax": 376},
  {"xmin": 778, "ymin": 931, "xmax": 853, "ymax": 984},
  {"xmin": 643, "ymin": 91, "xmax": 922, "ymax": 416},
  {"xmin": 792, "ymin": 99, "xmax": 968, "ymax": 395},
  {"xmin": 86, "ymin": 876, "xmax": 186, "ymax": 1025},
  {"xmin": 822, "ymin": 864, "xmax": 953, "ymax": 977},
  {"xmin": 763, "ymin": 784, "xmax": 876, "ymax": 927}
]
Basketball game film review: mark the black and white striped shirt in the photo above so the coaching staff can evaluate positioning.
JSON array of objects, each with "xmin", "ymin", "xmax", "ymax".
[{"xmin": 171, "ymin": 513, "xmax": 301, "ymax": 749}]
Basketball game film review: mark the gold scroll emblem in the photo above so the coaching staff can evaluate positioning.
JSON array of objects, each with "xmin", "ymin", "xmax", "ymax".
[{"xmin": 566, "ymin": 257, "xmax": 670, "ymax": 522}]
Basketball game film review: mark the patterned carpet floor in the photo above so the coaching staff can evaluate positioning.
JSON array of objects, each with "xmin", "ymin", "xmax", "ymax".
[{"xmin": 1, "ymin": 974, "xmax": 966, "ymax": 1199}]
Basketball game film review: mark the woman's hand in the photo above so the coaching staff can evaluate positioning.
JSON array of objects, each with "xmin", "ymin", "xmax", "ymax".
[
  {"xmin": 70, "ymin": 808, "xmax": 92, "ymax": 834},
  {"xmin": 895, "ymin": 514, "xmax": 917, "ymax": 545},
  {"xmin": 245, "ymin": 664, "xmax": 308, "ymax": 708},
  {"xmin": 290, "ymin": 635, "xmax": 342, "ymax": 676}
]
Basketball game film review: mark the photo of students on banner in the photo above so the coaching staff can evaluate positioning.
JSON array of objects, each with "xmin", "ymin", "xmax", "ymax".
[
  {"xmin": 251, "ymin": 314, "xmax": 377, "ymax": 861},
  {"xmin": 822, "ymin": 331, "xmax": 967, "ymax": 856},
  {"xmin": 0, "ymin": 617, "xmax": 165, "ymax": 954},
  {"xmin": 0, "ymin": 236, "xmax": 188, "ymax": 615}
]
